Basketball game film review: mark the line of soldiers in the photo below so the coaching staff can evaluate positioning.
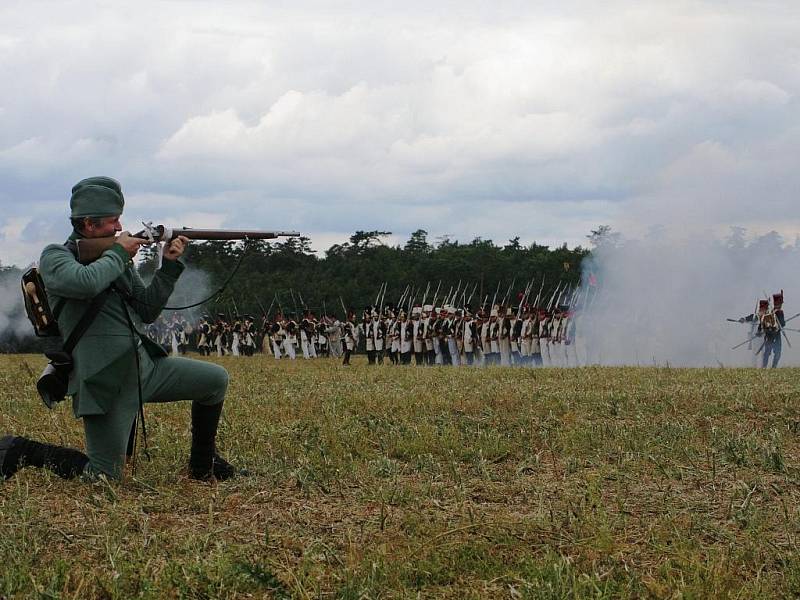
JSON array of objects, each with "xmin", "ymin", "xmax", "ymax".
[
  {"xmin": 340, "ymin": 301, "xmax": 577, "ymax": 367},
  {"xmin": 146, "ymin": 300, "xmax": 578, "ymax": 368}
]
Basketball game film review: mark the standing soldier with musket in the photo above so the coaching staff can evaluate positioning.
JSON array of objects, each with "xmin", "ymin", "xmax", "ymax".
[{"xmin": 739, "ymin": 292, "xmax": 786, "ymax": 368}]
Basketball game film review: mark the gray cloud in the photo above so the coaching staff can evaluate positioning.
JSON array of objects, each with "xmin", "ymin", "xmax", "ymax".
[{"xmin": 1, "ymin": 0, "xmax": 799, "ymax": 266}]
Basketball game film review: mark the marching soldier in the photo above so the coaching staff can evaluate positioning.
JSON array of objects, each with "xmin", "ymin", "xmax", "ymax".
[
  {"xmin": 362, "ymin": 309, "xmax": 376, "ymax": 364},
  {"xmin": 446, "ymin": 307, "xmax": 460, "ymax": 366},
  {"xmin": 342, "ymin": 311, "xmax": 357, "ymax": 365},
  {"xmin": 740, "ymin": 293, "xmax": 786, "ymax": 368},
  {"xmin": 300, "ymin": 310, "xmax": 318, "ymax": 359},
  {"xmin": 411, "ymin": 306, "xmax": 425, "ymax": 365},
  {"xmin": 197, "ymin": 316, "xmax": 212, "ymax": 356},
  {"xmin": 498, "ymin": 307, "xmax": 512, "ymax": 366},
  {"xmin": 282, "ymin": 315, "xmax": 298, "ymax": 360},
  {"xmin": 397, "ymin": 310, "xmax": 413, "ymax": 364},
  {"xmin": 422, "ymin": 305, "xmax": 435, "ymax": 365},
  {"xmin": 462, "ymin": 310, "xmax": 477, "ymax": 365}
]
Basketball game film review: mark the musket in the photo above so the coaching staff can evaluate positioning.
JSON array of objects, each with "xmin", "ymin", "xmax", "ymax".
[
  {"xmin": 275, "ymin": 292, "xmax": 283, "ymax": 317},
  {"xmin": 517, "ymin": 278, "xmax": 534, "ymax": 318},
  {"xmin": 448, "ymin": 280, "xmax": 462, "ymax": 308},
  {"xmin": 549, "ymin": 281, "xmax": 563, "ymax": 309},
  {"xmin": 289, "ymin": 289, "xmax": 299, "ymax": 317},
  {"xmin": 467, "ymin": 282, "xmax": 478, "ymax": 306},
  {"xmin": 533, "ymin": 275, "xmax": 546, "ymax": 309},
  {"xmin": 443, "ymin": 285, "xmax": 453, "ymax": 308},
  {"xmin": 430, "ymin": 281, "xmax": 442, "ymax": 310},
  {"xmin": 375, "ymin": 282, "xmax": 386, "ymax": 308},
  {"xmin": 263, "ymin": 295, "xmax": 275, "ymax": 321},
  {"xmin": 340, "ymin": 296, "xmax": 348, "ymax": 320},
  {"xmin": 397, "ymin": 284, "xmax": 410, "ymax": 307},
  {"xmin": 254, "ymin": 294, "xmax": 268, "ymax": 320},
  {"xmin": 490, "ymin": 280, "xmax": 501, "ymax": 311},
  {"xmin": 75, "ymin": 222, "xmax": 300, "ymax": 264},
  {"xmin": 501, "ymin": 278, "xmax": 515, "ymax": 306},
  {"xmin": 420, "ymin": 282, "xmax": 431, "ymax": 309}
]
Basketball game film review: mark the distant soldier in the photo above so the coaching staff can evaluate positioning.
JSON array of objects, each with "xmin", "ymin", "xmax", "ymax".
[
  {"xmin": 741, "ymin": 293, "xmax": 786, "ymax": 368},
  {"xmin": 362, "ymin": 309, "xmax": 376, "ymax": 364},
  {"xmin": 462, "ymin": 310, "xmax": 477, "ymax": 365},
  {"xmin": 269, "ymin": 317, "xmax": 284, "ymax": 359},
  {"xmin": 411, "ymin": 306, "xmax": 425, "ymax": 365},
  {"xmin": 316, "ymin": 319, "xmax": 329, "ymax": 357},
  {"xmin": 300, "ymin": 310, "xmax": 318, "ymax": 359},
  {"xmin": 342, "ymin": 312, "xmax": 357, "ymax": 366},
  {"xmin": 197, "ymin": 316, "xmax": 212, "ymax": 356},
  {"xmin": 241, "ymin": 316, "xmax": 256, "ymax": 357},
  {"xmin": 422, "ymin": 305, "xmax": 436, "ymax": 365},
  {"xmin": 510, "ymin": 309, "xmax": 523, "ymax": 365},
  {"xmin": 282, "ymin": 315, "xmax": 298, "ymax": 360},
  {"xmin": 326, "ymin": 317, "xmax": 344, "ymax": 358},
  {"xmin": 213, "ymin": 314, "xmax": 227, "ymax": 356},
  {"xmin": 446, "ymin": 307, "xmax": 460, "ymax": 366},
  {"xmin": 396, "ymin": 310, "xmax": 413, "ymax": 364},
  {"xmin": 498, "ymin": 307, "xmax": 512, "ymax": 366}
]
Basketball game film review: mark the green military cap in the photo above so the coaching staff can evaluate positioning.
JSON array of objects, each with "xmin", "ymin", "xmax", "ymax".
[{"xmin": 70, "ymin": 176, "xmax": 125, "ymax": 218}]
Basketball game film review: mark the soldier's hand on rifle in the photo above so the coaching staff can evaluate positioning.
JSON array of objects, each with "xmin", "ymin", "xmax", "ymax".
[
  {"xmin": 115, "ymin": 231, "xmax": 146, "ymax": 259},
  {"xmin": 164, "ymin": 235, "xmax": 190, "ymax": 261}
]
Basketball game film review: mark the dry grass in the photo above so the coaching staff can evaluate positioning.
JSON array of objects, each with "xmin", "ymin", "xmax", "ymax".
[{"xmin": 2, "ymin": 354, "xmax": 800, "ymax": 598}]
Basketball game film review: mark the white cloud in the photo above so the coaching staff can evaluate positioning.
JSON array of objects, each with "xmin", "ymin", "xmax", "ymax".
[{"xmin": 1, "ymin": 0, "xmax": 799, "ymax": 266}]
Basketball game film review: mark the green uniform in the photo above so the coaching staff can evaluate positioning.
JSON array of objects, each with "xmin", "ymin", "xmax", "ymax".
[{"xmin": 39, "ymin": 232, "xmax": 228, "ymax": 479}]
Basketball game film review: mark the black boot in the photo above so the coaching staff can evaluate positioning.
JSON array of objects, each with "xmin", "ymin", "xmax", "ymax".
[
  {"xmin": 188, "ymin": 403, "xmax": 236, "ymax": 481},
  {"xmin": 0, "ymin": 435, "xmax": 89, "ymax": 480}
]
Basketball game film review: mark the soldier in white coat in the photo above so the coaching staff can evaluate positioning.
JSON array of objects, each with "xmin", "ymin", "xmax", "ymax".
[
  {"xmin": 422, "ymin": 305, "xmax": 435, "ymax": 365},
  {"xmin": 411, "ymin": 306, "xmax": 425, "ymax": 365},
  {"xmin": 397, "ymin": 311, "xmax": 413, "ymax": 364},
  {"xmin": 498, "ymin": 308, "xmax": 512, "ymax": 366},
  {"xmin": 539, "ymin": 311, "xmax": 552, "ymax": 366},
  {"xmin": 282, "ymin": 316, "xmax": 297, "ymax": 360},
  {"xmin": 300, "ymin": 312, "xmax": 318, "ymax": 359},
  {"xmin": 487, "ymin": 308, "xmax": 501, "ymax": 365},
  {"xmin": 529, "ymin": 310, "xmax": 543, "ymax": 366},
  {"xmin": 446, "ymin": 307, "xmax": 461, "ymax": 366},
  {"xmin": 480, "ymin": 311, "xmax": 491, "ymax": 366},
  {"xmin": 362, "ymin": 310, "xmax": 376, "ymax": 364},
  {"xmin": 462, "ymin": 311, "xmax": 477, "ymax": 365},
  {"xmin": 342, "ymin": 313, "xmax": 358, "ymax": 365}
]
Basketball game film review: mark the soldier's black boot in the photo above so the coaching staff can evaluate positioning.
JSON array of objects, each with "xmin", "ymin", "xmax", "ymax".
[
  {"xmin": 188, "ymin": 403, "xmax": 236, "ymax": 481},
  {"xmin": 0, "ymin": 435, "xmax": 89, "ymax": 479}
]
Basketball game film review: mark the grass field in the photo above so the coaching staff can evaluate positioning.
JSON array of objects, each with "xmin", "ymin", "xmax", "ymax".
[{"xmin": 2, "ymin": 354, "xmax": 800, "ymax": 598}]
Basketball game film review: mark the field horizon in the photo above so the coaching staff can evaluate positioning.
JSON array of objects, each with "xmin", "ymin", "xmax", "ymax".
[{"xmin": 2, "ymin": 354, "xmax": 800, "ymax": 598}]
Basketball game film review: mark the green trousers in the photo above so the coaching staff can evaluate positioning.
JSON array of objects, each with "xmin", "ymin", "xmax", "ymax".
[{"xmin": 82, "ymin": 345, "xmax": 228, "ymax": 479}]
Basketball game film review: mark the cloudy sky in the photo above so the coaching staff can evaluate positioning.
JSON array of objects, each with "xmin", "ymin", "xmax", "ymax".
[{"xmin": 1, "ymin": 0, "xmax": 799, "ymax": 266}]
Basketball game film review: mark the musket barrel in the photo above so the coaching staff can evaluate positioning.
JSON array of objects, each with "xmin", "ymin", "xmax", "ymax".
[
  {"xmin": 166, "ymin": 228, "xmax": 300, "ymax": 241},
  {"xmin": 77, "ymin": 226, "xmax": 300, "ymax": 264}
]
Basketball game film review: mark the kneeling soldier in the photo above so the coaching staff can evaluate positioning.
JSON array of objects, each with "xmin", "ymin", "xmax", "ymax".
[{"xmin": 1, "ymin": 176, "xmax": 238, "ymax": 482}]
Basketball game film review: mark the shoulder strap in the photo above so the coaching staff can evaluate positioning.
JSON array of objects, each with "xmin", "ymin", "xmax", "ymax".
[
  {"xmin": 51, "ymin": 240, "xmax": 80, "ymax": 320},
  {"xmin": 63, "ymin": 290, "xmax": 112, "ymax": 354}
]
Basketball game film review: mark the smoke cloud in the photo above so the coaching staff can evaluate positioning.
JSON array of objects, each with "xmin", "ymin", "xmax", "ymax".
[{"xmin": 578, "ymin": 228, "xmax": 800, "ymax": 367}]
